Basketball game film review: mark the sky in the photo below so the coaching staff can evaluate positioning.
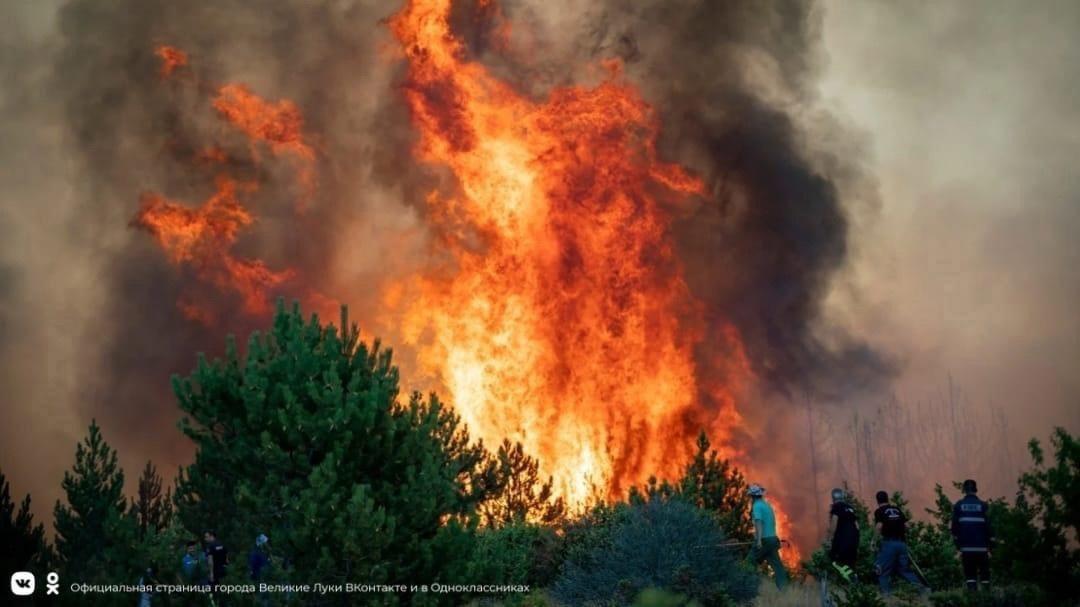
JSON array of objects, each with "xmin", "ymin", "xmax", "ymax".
[
  {"xmin": 818, "ymin": 0, "xmax": 1079, "ymax": 441},
  {"xmin": 0, "ymin": 0, "xmax": 1077, "ymax": 530}
]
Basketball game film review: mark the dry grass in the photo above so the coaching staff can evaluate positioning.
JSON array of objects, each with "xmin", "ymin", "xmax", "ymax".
[{"xmin": 751, "ymin": 580, "xmax": 823, "ymax": 606}]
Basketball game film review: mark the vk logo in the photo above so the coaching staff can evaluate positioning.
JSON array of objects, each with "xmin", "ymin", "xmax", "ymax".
[{"xmin": 10, "ymin": 571, "xmax": 35, "ymax": 596}]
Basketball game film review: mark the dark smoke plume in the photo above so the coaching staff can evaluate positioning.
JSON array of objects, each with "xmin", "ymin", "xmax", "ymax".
[{"xmin": 617, "ymin": 1, "xmax": 894, "ymax": 400}]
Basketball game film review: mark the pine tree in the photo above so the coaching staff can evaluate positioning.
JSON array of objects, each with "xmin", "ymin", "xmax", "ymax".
[
  {"xmin": 676, "ymin": 431, "xmax": 753, "ymax": 541},
  {"xmin": 53, "ymin": 420, "xmax": 139, "ymax": 587},
  {"xmin": 132, "ymin": 461, "xmax": 173, "ymax": 538},
  {"xmin": 0, "ymin": 468, "xmax": 49, "ymax": 574},
  {"xmin": 173, "ymin": 302, "xmax": 499, "ymax": 604},
  {"xmin": 480, "ymin": 439, "xmax": 566, "ymax": 527}
]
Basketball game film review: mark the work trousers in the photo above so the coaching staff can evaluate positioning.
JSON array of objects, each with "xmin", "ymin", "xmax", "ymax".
[
  {"xmin": 747, "ymin": 536, "xmax": 788, "ymax": 590},
  {"xmin": 961, "ymin": 551, "xmax": 991, "ymax": 590},
  {"xmin": 875, "ymin": 539, "xmax": 927, "ymax": 595}
]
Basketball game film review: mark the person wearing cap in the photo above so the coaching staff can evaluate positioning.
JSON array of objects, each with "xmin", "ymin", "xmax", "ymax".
[
  {"xmin": 951, "ymin": 479, "xmax": 992, "ymax": 590},
  {"xmin": 827, "ymin": 488, "xmax": 859, "ymax": 582},
  {"xmin": 746, "ymin": 483, "xmax": 788, "ymax": 589}
]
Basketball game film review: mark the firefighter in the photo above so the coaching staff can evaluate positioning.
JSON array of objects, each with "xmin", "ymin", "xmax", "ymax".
[
  {"xmin": 873, "ymin": 491, "xmax": 929, "ymax": 596},
  {"xmin": 952, "ymin": 479, "xmax": 992, "ymax": 590},
  {"xmin": 827, "ymin": 487, "xmax": 859, "ymax": 582},
  {"xmin": 746, "ymin": 483, "xmax": 788, "ymax": 589}
]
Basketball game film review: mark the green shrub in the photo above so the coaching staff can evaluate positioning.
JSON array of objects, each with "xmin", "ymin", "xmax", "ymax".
[
  {"xmin": 553, "ymin": 501, "xmax": 625, "ymax": 578},
  {"xmin": 551, "ymin": 497, "xmax": 756, "ymax": 607},
  {"xmin": 473, "ymin": 521, "xmax": 562, "ymax": 590},
  {"xmin": 929, "ymin": 584, "xmax": 1049, "ymax": 607},
  {"xmin": 632, "ymin": 588, "xmax": 703, "ymax": 607},
  {"xmin": 830, "ymin": 582, "xmax": 886, "ymax": 607}
]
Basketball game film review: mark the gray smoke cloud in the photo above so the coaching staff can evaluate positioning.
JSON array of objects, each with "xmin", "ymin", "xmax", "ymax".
[
  {"xmin": 1, "ymin": 0, "xmax": 1077, "ymax": 554},
  {"xmin": 0, "ymin": 0, "xmax": 429, "ymax": 519}
]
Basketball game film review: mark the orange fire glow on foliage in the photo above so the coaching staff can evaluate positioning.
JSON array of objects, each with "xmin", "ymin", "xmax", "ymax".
[{"xmin": 386, "ymin": 0, "xmax": 747, "ymax": 506}]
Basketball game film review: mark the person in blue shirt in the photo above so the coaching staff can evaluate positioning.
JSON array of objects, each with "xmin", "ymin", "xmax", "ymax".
[
  {"xmin": 181, "ymin": 541, "xmax": 206, "ymax": 585},
  {"xmin": 249, "ymin": 534, "xmax": 271, "ymax": 581},
  {"xmin": 746, "ymin": 484, "xmax": 788, "ymax": 589},
  {"xmin": 250, "ymin": 534, "xmax": 272, "ymax": 606},
  {"xmin": 138, "ymin": 565, "xmax": 157, "ymax": 607}
]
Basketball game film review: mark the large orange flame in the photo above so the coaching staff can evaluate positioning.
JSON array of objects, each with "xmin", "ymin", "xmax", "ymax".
[
  {"xmin": 386, "ymin": 0, "xmax": 744, "ymax": 505},
  {"xmin": 142, "ymin": 16, "xmax": 800, "ymax": 560}
]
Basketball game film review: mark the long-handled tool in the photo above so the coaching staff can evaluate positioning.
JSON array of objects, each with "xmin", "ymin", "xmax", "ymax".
[
  {"xmin": 907, "ymin": 552, "xmax": 931, "ymax": 589},
  {"xmin": 693, "ymin": 539, "xmax": 792, "ymax": 550}
]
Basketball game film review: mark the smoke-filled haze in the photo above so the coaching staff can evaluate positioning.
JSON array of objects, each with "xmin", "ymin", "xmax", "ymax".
[{"xmin": 1, "ymin": 0, "xmax": 1076, "ymax": 549}]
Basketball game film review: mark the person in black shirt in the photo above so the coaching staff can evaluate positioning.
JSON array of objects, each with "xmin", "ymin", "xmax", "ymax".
[
  {"xmin": 827, "ymin": 488, "xmax": 859, "ymax": 580},
  {"xmin": 204, "ymin": 530, "xmax": 228, "ymax": 592},
  {"xmin": 951, "ymin": 479, "xmax": 992, "ymax": 590},
  {"xmin": 873, "ymin": 491, "xmax": 928, "ymax": 596}
]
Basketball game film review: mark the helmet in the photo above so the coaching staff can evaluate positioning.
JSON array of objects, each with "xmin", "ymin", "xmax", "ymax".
[
  {"xmin": 748, "ymin": 484, "xmax": 765, "ymax": 497},
  {"xmin": 831, "ymin": 487, "xmax": 846, "ymax": 502}
]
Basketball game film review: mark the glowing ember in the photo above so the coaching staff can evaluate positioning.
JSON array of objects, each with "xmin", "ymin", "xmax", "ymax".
[
  {"xmin": 387, "ymin": 0, "xmax": 739, "ymax": 506},
  {"xmin": 154, "ymin": 45, "xmax": 187, "ymax": 78}
]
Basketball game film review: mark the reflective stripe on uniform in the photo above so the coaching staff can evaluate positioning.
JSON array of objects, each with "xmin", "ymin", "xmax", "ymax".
[
  {"xmin": 957, "ymin": 517, "xmax": 986, "ymax": 523},
  {"xmin": 960, "ymin": 546, "xmax": 989, "ymax": 552}
]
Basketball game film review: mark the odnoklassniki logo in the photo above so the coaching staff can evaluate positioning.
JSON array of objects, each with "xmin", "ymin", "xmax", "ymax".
[{"xmin": 10, "ymin": 571, "xmax": 35, "ymax": 596}]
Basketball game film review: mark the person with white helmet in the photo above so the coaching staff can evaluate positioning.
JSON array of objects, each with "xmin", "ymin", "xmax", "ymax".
[
  {"xmin": 746, "ymin": 483, "xmax": 788, "ymax": 589},
  {"xmin": 827, "ymin": 487, "xmax": 859, "ymax": 582},
  {"xmin": 249, "ymin": 533, "xmax": 272, "ymax": 607}
]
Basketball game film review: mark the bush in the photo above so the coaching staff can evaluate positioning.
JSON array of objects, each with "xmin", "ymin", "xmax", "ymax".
[
  {"xmin": 472, "ymin": 522, "xmax": 562, "ymax": 591},
  {"xmin": 829, "ymin": 583, "xmax": 886, "ymax": 607},
  {"xmin": 929, "ymin": 584, "xmax": 1049, "ymax": 607},
  {"xmin": 632, "ymin": 588, "xmax": 702, "ymax": 607},
  {"xmin": 551, "ymin": 497, "xmax": 757, "ymax": 607}
]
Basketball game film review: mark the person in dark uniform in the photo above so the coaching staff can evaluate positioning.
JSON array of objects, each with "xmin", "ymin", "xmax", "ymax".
[
  {"xmin": 873, "ymin": 491, "xmax": 929, "ymax": 596},
  {"xmin": 827, "ymin": 488, "xmax": 859, "ymax": 581},
  {"xmin": 951, "ymin": 479, "xmax": 992, "ymax": 591},
  {"xmin": 204, "ymin": 530, "xmax": 228, "ymax": 593}
]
